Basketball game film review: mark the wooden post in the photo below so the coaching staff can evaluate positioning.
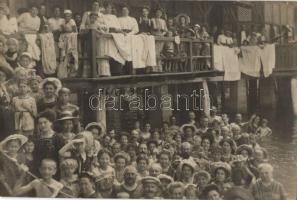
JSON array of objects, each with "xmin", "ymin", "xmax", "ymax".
[
  {"xmin": 95, "ymin": 88, "xmax": 107, "ymax": 129},
  {"xmin": 91, "ymin": 30, "xmax": 98, "ymax": 78},
  {"xmin": 189, "ymin": 40, "xmax": 193, "ymax": 72},
  {"xmin": 160, "ymin": 84, "xmax": 173, "ymax": 122}
]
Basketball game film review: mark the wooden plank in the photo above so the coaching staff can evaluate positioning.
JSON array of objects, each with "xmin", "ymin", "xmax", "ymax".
[{"xmin": 91, "ymin": 30, "xmax": 97, "ymax": 78}]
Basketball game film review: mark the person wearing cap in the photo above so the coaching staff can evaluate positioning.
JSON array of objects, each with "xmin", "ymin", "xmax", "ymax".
[
  {"xmin": 141, "ymin": 176, "xmax": 162, "ymax": 198},
  {"xmin": 55, "ymin": 110, "xmax": 78, "ymax": 145},
  {"xmin": 56, "ymin": 87, "xmax": 79, "ymax": 122},
  {"xmin": 12, "ymin": 80, "xmax": 37, "ymax": 136},
  {"xmin": 85, "ymin": 122, "xmax": 106, "ymax": 141},
  {"xmin": 37, "ymin": 77, "xmax": 61, "ymax": 112},
  {"xmin": 117, "ymin": 4, "xmax": 139, "ymax": 35},
  {"xmin": 63, "ymin": 10, "xmax": 77, "ymax": 33},
  {"xmin": 0, "ymin": 61, "xmax": 14, "ymax": 140},
  {"xmin": 114, "ymin": 165, "xmax": 142, "ymax": 198}
]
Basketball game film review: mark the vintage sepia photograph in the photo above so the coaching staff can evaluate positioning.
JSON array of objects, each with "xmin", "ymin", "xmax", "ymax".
[{"xmin": 0, "ymin": 0, "xmax": 296, "ymax": 199}]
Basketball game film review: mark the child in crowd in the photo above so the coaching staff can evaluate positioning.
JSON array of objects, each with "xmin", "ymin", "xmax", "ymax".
[
  {"xmin": 15, "ymin": 52, "xmax": 35, "ymax": 76},
  {"xmin": 162, "ymin": 30, "xmax": 176, "ymax": 72},
  {"xmin": 63, "ymin": 10, "xmax": 77, "ymax": 33},
  {"xmin": 59, "ymin": 133, "xmax": 94, "ymax": 174},
  {"xmin": 13, "ymin": 159, "xmax": 64, "ymax": 198},
  {"xmin": 256, "ymin": 118, "xmax": 272, "ymax": 139},
  {"xmin": 5, "ymin": 38, "xmax": 19, "ymax": 69},
  {"xmin": 59, "ymin": 158, "xmax": 80, "ymax": 197},
  {"xmin": 78, "ymin": 172, "xmax": 98, "ymax": 198},
  {"xmin": 0, "ymin": 134, "xmax": 28, "ymax": 195},
  {"xmin": 12, "ymin": 81, "xmax": 37, "ymax": 136},
  {"xmin": 28, "ymin": 75, "xmax": 43, "ymax": 101},
  {"xmin": 58, "ymin": 19, "xmax": 79, "ymax": 78},
  {"xmin": 92, "ymin": 149, "xmax": 115, "ymax": 178}
]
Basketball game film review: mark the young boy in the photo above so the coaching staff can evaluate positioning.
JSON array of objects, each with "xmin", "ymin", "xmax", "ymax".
[
  {"xmin": 256, "ymin": 118, "xmax": 272, "ymax": 139},
  {"xmin": 13, "ymin": 158, "xmax": 63, "ymax": 197}
]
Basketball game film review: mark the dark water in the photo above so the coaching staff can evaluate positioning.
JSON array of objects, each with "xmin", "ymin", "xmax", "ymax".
[{"xmin": 259, "ymin": 111, "xmax": 297, "ymax": 200}]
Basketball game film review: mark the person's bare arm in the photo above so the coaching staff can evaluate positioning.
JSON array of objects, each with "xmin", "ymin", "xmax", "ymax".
[{"xmin": 13, "ymin": 172, "xmax": 34, "ymax": 196}]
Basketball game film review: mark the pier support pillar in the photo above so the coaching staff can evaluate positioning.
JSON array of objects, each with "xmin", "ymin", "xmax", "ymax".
[
  {"xmin": 160, "ymin": 85, "xmax": 173, "ymax": 123},
  {"xmin": 259, "ymin": 78, "xmax": 277, "ymax": 111},
  {"xmin": 223, "ymin": 79, "xmax": 248, "ymax": 115},
  {"xmin": 291, "ymin": 77, "xmax": 297, "ymax": 116}
]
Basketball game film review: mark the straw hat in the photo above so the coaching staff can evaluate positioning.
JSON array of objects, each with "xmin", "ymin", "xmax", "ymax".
[
  {"xmin": 180, "ymin": 159, "xmax": 197, "ymax": 172},
  {"xmin": 0, "ymin": 134, "xmax": 28, "ymax": 149},
  {"xmin": 85, "ymin": 122, "xmax": 106, "ymax": 135},
  {"xmin": 40, "ymin": 77, "xmax": 62, "ymax": 91},
  {"xmin": 180, "ymin": 123, "xmax": 197, "ymax": 134},
  {"xmin": 114, "ymin": 151, "xmax": 130, "ymax": 163},
  {"xmin": 236, "ymin": 144, "xmax": 253, "ymax": 157},
  {"xmin": 56, "ymin": 110, "xmax": 78, "ymax": 122},
  {"xmin": 20, "ymin": 52, "xmax": 32, "ymax": 60},
  {"xmin": 194, "ymin": 170, "xmax": 211, "ymax": 182},
  {"xmin": 213, "ymin": 161, "xmax": 231, "ymax": 177},
  {"xmin": 175, "ymin": 13, "xmax": 190, "ymax": 25},
  {"xmin": 158, "ymin": 174, "xmax": 174, "ymax": 183}
]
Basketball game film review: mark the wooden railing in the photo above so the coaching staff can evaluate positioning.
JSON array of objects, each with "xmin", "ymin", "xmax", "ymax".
[
  {"xmin": 275, "ymin": 43, "xmax": 297, "ymax": 73},
  {"xmin": 77, "ymin": 29, "xmax": 214, "ymax": 78}
]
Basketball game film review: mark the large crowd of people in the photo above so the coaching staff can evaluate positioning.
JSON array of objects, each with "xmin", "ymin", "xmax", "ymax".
[
  {"xmin": 0, "ymin": 0, "xmax": 291, "ymax": 78},
  {"xmin": 0, "ymin": 0, "xmax": 289, "ymax": 199}
]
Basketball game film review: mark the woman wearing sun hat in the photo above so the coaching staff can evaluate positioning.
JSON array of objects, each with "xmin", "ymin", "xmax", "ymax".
[
  {"xmin": 0, "ymin": 134, "xmax": 28, "ymax": 195},
  {"xmin": 55, "ymin": 110, "xmax": 78, "ymax": 146},
  {"xmin": 37, "ymin": 77, "xmax": 62, "ymax": 112},
  {"xmin": 212, "ymin": 161, "xmax": 232, "ymax": 194}
]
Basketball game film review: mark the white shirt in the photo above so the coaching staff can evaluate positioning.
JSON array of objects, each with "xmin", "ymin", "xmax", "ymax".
[
  {"xmin": 118, "ymin": 16, "xmax": 139, "ymax": 35},
  {"xmin": 103, "ymin": 14, "xmax": 121, "ymax": 30},
  {"xmin": 18, "ymin": 12, "xmax": 40, "ymax": 33},
  {"xmin": 48, "ymin": 17, "xmax": 65, "ymax": 31}
]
